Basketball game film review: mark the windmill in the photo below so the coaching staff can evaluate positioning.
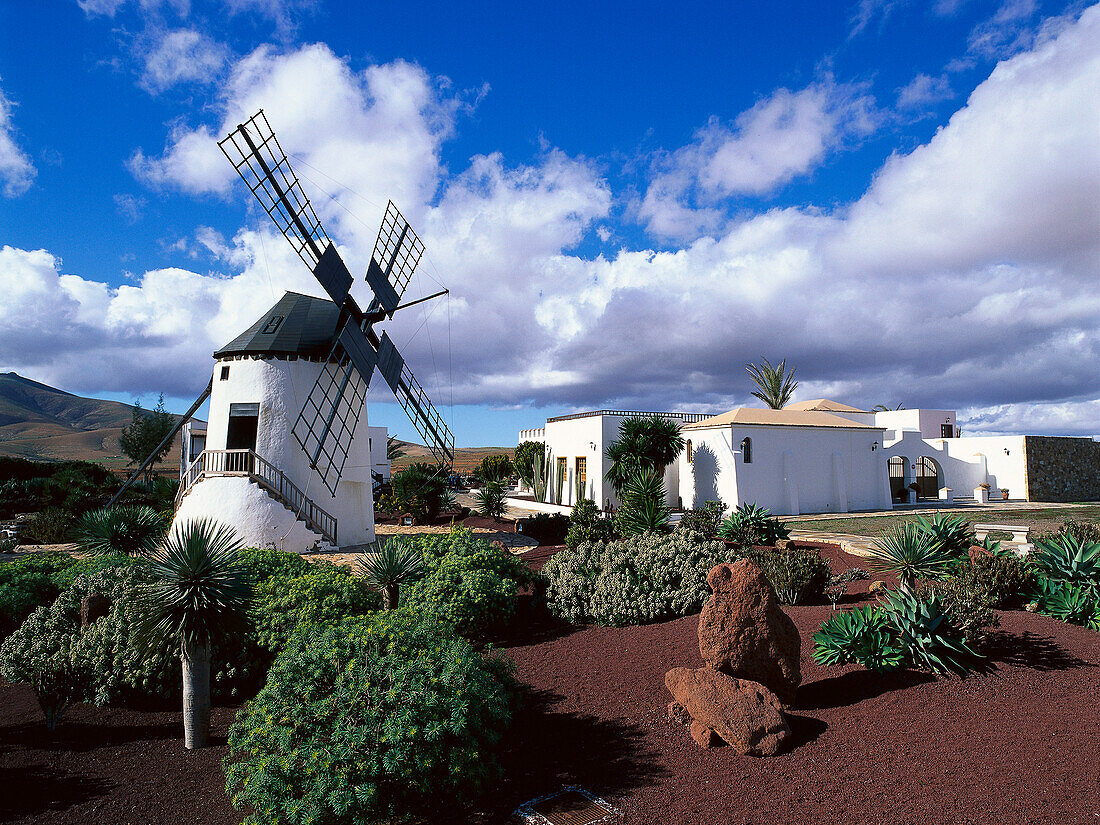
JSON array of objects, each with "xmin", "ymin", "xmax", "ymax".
[{"xmin": 217, "ymin": 109, "xmax": 455, "ymax": 495}]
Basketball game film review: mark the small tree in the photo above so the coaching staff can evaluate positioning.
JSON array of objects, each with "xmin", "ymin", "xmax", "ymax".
[
  {"xmin": 513, "ymin": 441, "xmax": 546, "ymax": 486},
  {"xmin": 137, "ymin": 519, "xmax": 251, "ymax": 749},
  {"xmin": 119, "ymin": 394, "xmax": 175, "ymax": 481},
  {"xmin": 604, "ymin": 415, "xmax": 685, "ymax": 498},
  {"xmin": 746, "ymin": 358, "xmax": 798, "ymax": 409},
  {"xmin": 475, "ymin": 481, "xmax": 508, "ymax": 521},
  {"xmin": 358, "ymin": 539, "xmax": 424, "ymax": 610},
  {"xmin": 476, "ymin": 454, "xmax": 514, "ymax": 483}
]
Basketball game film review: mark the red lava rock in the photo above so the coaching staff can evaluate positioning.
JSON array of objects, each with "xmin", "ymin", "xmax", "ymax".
[
  {"xmin": 80, "ymin": 593, "xmax": 110, "ymax": 629},
  {"xmin": 697, "ymin": 560, "xmax": 801, "ymax": 704},
  {"xmin": 668, "ymin": 701, "xmax": 692, "ymax": 726},
  {"xmin": 690, "ymin": 719, "xmax": 721, "ymax": 748},
  {"xmin": 665, "ymin": 667, "xmax": 792, "ymax": 757},
  {"xmin": 968, "ymin": 544, "xmax": 992, "ymax": 564}
]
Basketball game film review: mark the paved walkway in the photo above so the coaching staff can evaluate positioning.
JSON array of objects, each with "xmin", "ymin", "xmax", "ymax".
[{"xmin": 784, "ymin": 500, "xmax": 1084, "ymax": 522}]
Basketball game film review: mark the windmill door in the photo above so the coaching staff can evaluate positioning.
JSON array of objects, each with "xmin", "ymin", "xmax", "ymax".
[{"xmin": 226, "ymin": 403, "xmax": 259, "ymax": 469}]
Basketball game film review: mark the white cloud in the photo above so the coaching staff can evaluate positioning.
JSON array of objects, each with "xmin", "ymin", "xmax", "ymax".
[
  {"xmin": 139, "ymin": 28, "xmax": 229, "ymax": 92},
  {"xmin": 968, "ymin": 0, "xmax": 1039, "ymax": 57},
  {"xmin": 0, "ymin": 83, "xmax": 36, "ymax": 197},
  {"xmin": 639, "ymin": 79, "xmax": 878, "ymax": 240},
  {"xmin": 896, "ymin": 73, "xmax": 953, "ymax": 111},
  {"xmin": 9, "ymin": 9, "xmax": 1099, "ymax": 438},
  {"xmin": 113, "ymin": 193, "xmax": 147, "ymax": 223}
]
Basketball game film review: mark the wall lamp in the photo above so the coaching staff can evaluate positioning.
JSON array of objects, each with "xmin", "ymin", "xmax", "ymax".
[
  {"xmin": 589, "ymin": 441, "xmax": 596, "ymax": 451},
  {"xmin": 1004, "ymin": 448, "xmax": 1010, "ymax": 455},
  {"xmin": 871, "ymin": 441, "xmax": 879, "ymax": 451}
]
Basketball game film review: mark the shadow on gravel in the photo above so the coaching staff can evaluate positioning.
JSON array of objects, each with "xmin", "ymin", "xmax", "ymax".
[
  {"xmin": 1, "ymin": 720, "xmax": 180, "ymax": 752},
  {"xmin": 784, "ymin": 713, "xmax": 828, "ymax": 750},
  {"xmin": 0, "ymin": 766, "xmax": 113, "ymax": 822},
  {"xmin": 796, "ymin": 668, "xmax": 935, "ymax": 710},
  {"xmin": 984, "ymin": 630, "xmax": 1094, "ymax": 672},
  {"xmin": 485, "ymin": 686, "xmax": 667, "ymax": 819}
]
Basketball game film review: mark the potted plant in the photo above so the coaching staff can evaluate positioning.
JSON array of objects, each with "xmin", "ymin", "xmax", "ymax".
[
  {"xmin": 1000, "ymin": 488, "xmax": 1010, "ymax": 501},
  {"xmin": 974, "ymin": 482, "xmax": 991, "ymax": 504}
]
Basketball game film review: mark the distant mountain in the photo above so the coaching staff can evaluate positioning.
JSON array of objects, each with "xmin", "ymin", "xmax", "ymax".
[{"xmin": 0, "ymin": 372, "xmax": 184, "ymax": 467}]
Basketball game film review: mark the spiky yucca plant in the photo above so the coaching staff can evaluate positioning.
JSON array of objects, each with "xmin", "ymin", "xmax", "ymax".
[
  {"xmin": 867, "ymin": 522, "xmax": 956, "ymax": 590},
  {"xmin": 475, "ymin": 480, "xmax": 507, "ymax": 521},
  {"xmin": 137, "ymin": 519, "xmax": 250, "ymax": 749},
  {"xmin": 912, "ymin": 512, "xmax": 975, "ymax": 557},
  {"xmin": 358, "ymin": 538, "xmax": 425, "ymax": 610},
  {"xmin": 75, "ymin": 505, "xmax": 166, "ymax": 557},
  {"xmin": 745, "ymin": 357, "xmax": 798, "ymax": 409},
  {"xmin": 615, "ymin": 469, "xmax": 671, "ymax": 536}
]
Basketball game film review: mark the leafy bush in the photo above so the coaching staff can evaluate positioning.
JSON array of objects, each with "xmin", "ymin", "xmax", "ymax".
[
  {"xmin": 0, "ymin": 602, "xmax": 87, "ymax": 728},
  {"xmin": 520, "ymin": 513, "xmax": 569, "ymax": 546},
  {"xmin": 1034, "ymin": 518, "xmax": 1100, "ymax": 547},
  {"xmin": 390, "ymin": 463, "xmax": 447, "ymax": 522},
  {"xmin": 0, "ymin": 553, "xmax": 79, "ymax": 640},
  {"xmin": 251, "ymin": 561, "xmax": 380, "ymax": 653},
  {"xmin": 920, "ymin": 577, "xmax": 998, "ymax": 645},
  {"xmin": 403, "ymin": 529, "xmax": 533, "ymax": 639},
  {"xmin": 813, "ymin": 605, "xmax": 905, "ymax": 672},
  {"xmin": 717, "ymin": 502, "xmax": 790, "ymax": 547},
  {"xmin": 880, "ymin": 586, "xmax": 988, "ymax": 676},
  {"xmin": 676, "ymin": 500, "xmax": 727, "ymax": 538},
  {"xmin": 237, "ymin": 545, "xmax": 312, "ymax": 583},
  {"xmin": 543, "ymin": 531, "xmax": 742, "ymax": 626},
  {"xmin": 513, "ymin": 440, "xmax": 546, "ymax": 486},
  {"xmin": 74, "ymin": 505, "xmax": 166, "ymax": 556},
  {"xmin": 614, "ymin": 469, "xmax": 671, "ymax": 536},
  {"xmin": 475, "ymin": 453, "xmax": 514, "ymax": 483},
  {"xmin": 20, "ymin": 507, "xmax": 74, "ymax": 544},
  {"xmin": 0, "ymin": 457, "xmax": 120, "ymax": 519},
  {"xmin": 746, "ymin": 546, "xmax": 830, "ymax": 605},
  {"xmin": 565, "ymin": 498, "xmax": 618, "ymax": 549},
  {"xmin": 226, "ymin": 611, "xmax": 515, "ymax": 825},
  {"xmin": 474, "ymin": 480, "xmax": 507, "ymax": 520}
]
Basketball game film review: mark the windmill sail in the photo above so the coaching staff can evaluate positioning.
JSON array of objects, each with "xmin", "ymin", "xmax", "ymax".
[{"xmin": 222, "ymin": 110, "xmax": 456, "ymax": 494}]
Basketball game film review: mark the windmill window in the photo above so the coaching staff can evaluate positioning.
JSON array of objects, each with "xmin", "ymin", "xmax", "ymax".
[
  {"xmin": 261, "ymin": 315, "xmax": 284, "ymax": 335},
  {"xmin": 741, "ymin": 437, "xmax": 752, "ymax": 464},
  {"xmin": 686, "ymin": 440, "xmax": 694, "ymax": 463},
  {"xmin": 220, "ymin": 366, "xmax": 230, "ymax": 381}
]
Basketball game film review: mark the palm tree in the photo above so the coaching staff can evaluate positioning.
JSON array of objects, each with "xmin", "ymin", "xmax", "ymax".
[
  {"xmin": 358, "ymin": 538, "xmax": 425, "ymax": 610},
  {"xmin": 386, "ymin": 435, "xmax": 407, "ymax": 461},
  {"xmin": 604, "ymin": 415, "xmax": 685, "ymax": 497},
  {"xmin": 872, "ymin": 403, "xmax": 906, "ymax": 412},
  {"xmin": 137, "ymin": 519, "xmax": 250, "ymax": 749},
  {"xmin": 746, "ymin": 358, "xmax": 798, "ymax": 409}
]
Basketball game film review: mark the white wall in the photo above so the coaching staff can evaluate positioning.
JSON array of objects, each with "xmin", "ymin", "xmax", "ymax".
[
  {"xmin": 681, "ymin": 423, "xmax": 891, "ymax": 515},
  {"xmin": 883, "ymin": 432, "xmax": 1028, "ymax": 499},
  {"xmin": 190, "ymin": 356, "xmax": 375, "ymax": 548},
  {"xmin": 367, "ymin": 425, "xmax": 390, "ymax": 482},
  {"xmin": 875, "ymin": 408, "xmax": 957, "ymax": 440}
]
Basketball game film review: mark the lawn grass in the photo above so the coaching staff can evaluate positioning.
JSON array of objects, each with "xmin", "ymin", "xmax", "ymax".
[{"xmin": 786, "ymin": 503, "xmax": 1100, "ymax": 537}]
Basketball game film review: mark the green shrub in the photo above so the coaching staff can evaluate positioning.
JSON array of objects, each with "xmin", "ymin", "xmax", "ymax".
[
  {"xmin": 880, "ymin": 586, "xmax": 988, "ymax": 676},
  {"xmin": 1029, "ymin": 533, "xmax": 1100, "ymax": 585},
  {"xmin": 717, "ymin": 502, "xmax": 790, "ymax": 546},
  {"xmin": 1030, "ymin": 578, "xmax": 1100, "ymax": 629},
  {"xmin": 225, "ymin": 611, "xmax": 515, "ymax": 825},
  {"xmin": 251, "ymin": 562, "xmax": 380, "ymax": 653},
  {"xmin": 0, "ymin": 602, "xmax": 88, "ymax": 728},
  {"xmin": 566, "ymin": 498, "xmax": 618, "ymax": 549},
  {"xmin": 813, "ymin": 605, "xmax": 905, "ymax": 672},
  {"xmin": 49, "ymin": 554, "xmax": 149, "ymax": 592},
  {"xmin": 543, "ymin": 531, "xmax": 742, "ymax": 626},
  {"xmin": 476, "ymin": 453, "xmax": 514, "ymax": 483},
  {"xmin": 0, "ymin": 553, "xmax": 79, "ymax": 639},
  {"xmin": 237, "ymin": 545, "xmax": 312, "ymax": 584},
  {"xmin": 20, "ymin": 507, "xmax": 74, "ymax": 544},
  {"xmin": 391, "ymin": 463, "xmax": 446, "ymax": 522},
  {"xmin": 519, "ymin": 513, "xmax": 569, "ymax": 545},
  {"xmin": 404, "ymin": 529, "xmax": 533, "ymax": 639},
  {"xmin": 474, "ymin": 480, "xmax": 507, "ymax": 520},
  {"xmin": 921, "ymin": 576, "xmax": 998, "ymax": 645},
  {"xmin": 676, "ymin": 500, "xmax": 727, "ymax": 538},
  {"xmin": 1035, "ymin": 518, "xmax": 1100, "ymax": 546},
  {"xmin": 74, "ymin": 505, "xmax": 166, "ymax": 557},
  {"xmin": 746, "ymin": 546, "xmax": 830, "ymax": 605}
]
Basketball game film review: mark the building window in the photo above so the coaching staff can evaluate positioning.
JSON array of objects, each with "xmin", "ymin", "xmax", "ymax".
[
  {"xmin": 741, "ymin": 437, "xmax": 752, "ymax": 464},
  {"xmin": 576, "ymin": 456, "xmax": 586, "ymax": 489},
  {"xmin": 686, "ymin": 440, "xmax": 693, "ymax": 463},
  {"xmin": 261, "ymin": 315, "xmax": 284, "ymax": 335},
  {"xmin": 940, "ymin": 423, "xmax": 953, "ymax": 439},
  {"xmin": 220, "ymin": 365, "xmax": 230, "ymax": 381}
]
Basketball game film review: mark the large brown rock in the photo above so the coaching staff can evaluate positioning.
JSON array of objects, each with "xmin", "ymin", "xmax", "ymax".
[
  {"xmin": 697, "ymin": 560, "xmax": 801, "ymax": 704},
  {"xmin": 665, "ymin": 667, "xmax": 791, "ymax": 756}
]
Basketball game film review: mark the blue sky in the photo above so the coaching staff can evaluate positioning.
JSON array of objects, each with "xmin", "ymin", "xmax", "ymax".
[{"xmin": 0, "ymin": 0, "xmax": 1097, "ymax": 446}]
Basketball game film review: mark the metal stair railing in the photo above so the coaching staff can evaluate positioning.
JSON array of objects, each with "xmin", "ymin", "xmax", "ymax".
[{"xmin": 174, "ymin": 449, "xmax": 337, "ymax": 545}]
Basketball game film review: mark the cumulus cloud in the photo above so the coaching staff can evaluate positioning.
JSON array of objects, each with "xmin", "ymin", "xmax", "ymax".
[
  {"xmin": 7, "ymin": 8, "xmax": 1099, "ymax": 439},
  {"xmin": 0, "ymin": 83, "xmax": 36, "ymax": 197},
  {"xmin": 639, "ymin": 79, "xmax": 878, "ymax": 239},
  {"xmin": 139, "ymin": 28, "xmax": 229, "ymax": 92}
]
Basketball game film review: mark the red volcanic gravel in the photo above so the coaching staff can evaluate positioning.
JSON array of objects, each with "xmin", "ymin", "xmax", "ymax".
[{"xmin": 2, "ymin": 543, "xmax": 1097, "ymax": 825}]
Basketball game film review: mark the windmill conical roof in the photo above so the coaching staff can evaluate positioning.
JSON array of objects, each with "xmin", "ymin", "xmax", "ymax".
[{"xmin": 214, "ymin": 292, "xmax": 341, "ymax": 359}]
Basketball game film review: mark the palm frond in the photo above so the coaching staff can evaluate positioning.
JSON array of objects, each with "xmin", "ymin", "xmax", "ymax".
[{"xmin": 745, "ymin": 358, "xmax": 798, "ymax": 409}]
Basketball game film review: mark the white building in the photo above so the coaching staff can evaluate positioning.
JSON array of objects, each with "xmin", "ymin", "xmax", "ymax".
[
  {"xmin": 518, "ymin": 399, "xmax": 1100, "ymax": 515},
  {"xmin": 175, "ymin": 292, "xmax": 390, "ymax": 552}
]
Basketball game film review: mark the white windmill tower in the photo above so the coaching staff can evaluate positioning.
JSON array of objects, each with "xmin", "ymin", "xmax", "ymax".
[{"xmin": 112, "ymin": 111, "xmax": 455, "ymax": 553}]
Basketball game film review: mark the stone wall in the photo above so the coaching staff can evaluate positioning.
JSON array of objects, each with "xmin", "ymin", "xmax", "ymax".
[{"xmin": 1023, "ymin": 436, "xmax": 1100, "ymax": 502}]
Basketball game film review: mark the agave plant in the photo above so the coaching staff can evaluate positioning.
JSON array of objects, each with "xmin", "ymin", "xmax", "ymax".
[
  {"xmin": 615, "ymin": 469, "xmax": 671, "ymax": 536},
  {"xmin": 1030, "ymin": 533, "xmax": 1100, "ymax": 584},
  {"xmin": 475, "ymin": 480, "xmax": 507, "ymax": 521},
  {"xmin": 717, "ymin": 502, "xmax": 791, "ymax": 546},
  {"xmin": 812, "ymin": 605, "xmax": 905, "ymax": 673},
  {"xmin": 358, "ymin": 538, "xmax": 425, "ymax": 610},
  {"xmin": 137, "ymin": 518, "xmax": 250, "ymax": 749},
  {"xmin": 1031, "ymin": 578, "xmax": 1100, "ymax": 628},
  {"xmin": 912, "ymin": 512, "xmax": 975, "ymax": 557},
  {"xmin": 880, "ymin": 586, "xmax": 988, "ymax": 677},
  {"xmin": 867, "ymin": 522, "xmax": 956, "ymax": 590},
  {"xmin": 75, "ymin": 505, "xmax": 166, "ymax": 557}
]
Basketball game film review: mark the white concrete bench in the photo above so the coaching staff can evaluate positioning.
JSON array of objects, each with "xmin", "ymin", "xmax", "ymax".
[{"xmin": 974, "ymin": 523, "xmax": 1033, "ymax": 555}]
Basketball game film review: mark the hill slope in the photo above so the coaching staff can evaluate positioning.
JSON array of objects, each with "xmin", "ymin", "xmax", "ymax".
[{"xmin": 0, "ymin": 372, "xmax": 183, "ymax": 468}]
